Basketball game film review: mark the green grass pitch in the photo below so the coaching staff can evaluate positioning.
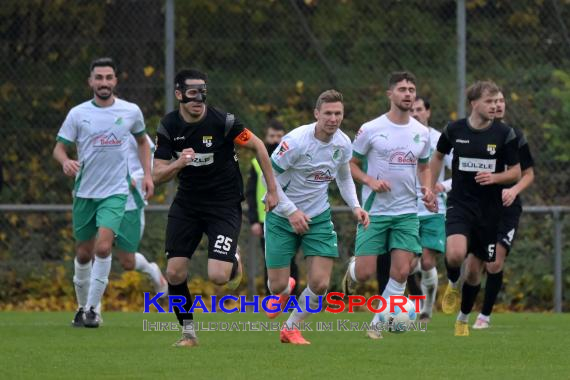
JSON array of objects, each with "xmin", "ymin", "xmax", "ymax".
[{"xmin": 1, "ymin": 311, "xmax": 568, "ymax": 379}]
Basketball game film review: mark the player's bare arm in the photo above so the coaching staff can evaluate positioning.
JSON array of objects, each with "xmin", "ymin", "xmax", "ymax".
[
  {"xmin": 475, "ymin": 163, "xmax": 521, "ymax": 186},
  {"xmin": 236, "ymin": 131, "xmax": 279, "ymax": 211},
  {"xmin": 429, "ymin": 150, "xmax": 445, "ymax": 190},
  {"xmin": 502, "ymin": 166, "xmax": 534, "ymax": 207},
  {"xmin": 53, "ymin": 142, "xmax": 80, "ymax": 177},
  {"xmin": 417, "ymin": 162, "xmax": 437, "ymax": 212},
  {"xmin": 152, "ymin": 148, "xmax": 195, "ymax": 184},
  {"xmin": 349, "ymin": 156, "xmax": 391, "ymax": 192},
  {"xmin": 135, "ymin": 134, "xmax": 154, "ymax": 199}
]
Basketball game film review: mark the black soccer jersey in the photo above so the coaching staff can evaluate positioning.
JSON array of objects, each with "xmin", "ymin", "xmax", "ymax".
[
  {"xmin": 436, "ymin": 119, "xmax": 519, "ymax": 208},
  {"xmin": 154, "ymin": 106, "xmax": 245, "ymax": 205}
]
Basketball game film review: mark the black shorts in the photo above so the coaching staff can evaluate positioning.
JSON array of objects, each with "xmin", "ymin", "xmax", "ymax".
[
  {"xmin": 445, "ymin": 201, "xmax": 499, "ymax": 262},
  {"xmin": 165, "ymin": 200, "xmax": 242, "ymax": 263},
  {"xmin": 497, "ymin": 203, "xmax": 522, "ymax": 253}
]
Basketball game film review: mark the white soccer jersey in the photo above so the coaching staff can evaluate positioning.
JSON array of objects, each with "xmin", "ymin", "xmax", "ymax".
[
  {"xmin": 417, "ymin": 127, "xmax": 452, "ymax": 216},
  {"xmin": 125, "ymin": 134, "xmax": 155, "ymax": 211},
  {"xmin": 271, "ymin": 123, "xmax": 352, "ymax": 218},
  {"xmin": 352, "ymin": 114, "xmax": 430, "ymax": 216},
  {"xmin": 56, "ymin": 98, "xmax": 146, "ymax": 199}
]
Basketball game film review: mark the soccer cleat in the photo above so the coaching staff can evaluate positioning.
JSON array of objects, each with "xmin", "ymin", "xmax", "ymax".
[
  {"xmin": 280, "ymin": 327, "xmax": 310, "ymax": 345},
  {"xmin": 265, "ymin": 277, "xmax": 296, "ymax": 319},
  {"xmin": 173, "ymin": 333, "xmax": 199, "ymax": 347},
  {"xmin": 342, "ymin": 256, "xmax": 357, "ymax": 296},
  {"xmin": 83, "ymin": 307, "xmax": 101, "ymax": 328},
  {"xmin": 151, "ymin": 263, "xmax": 168, "ymax": 297},
  {"xmin": 366, "ymin": 328, "xmax": 383, "ymax": 340},
  {"xmin": 472, "ymin": 317, "xmax": 490, "ymax": 330},
  {"xmin": 454, "ymin": 320, "xmax": 470, "ymax": 336},
  {"xmin": 71, "ymin": 308, "xmax": 85, "ymax": 327},
  {"xmin": 226, "ymin": 248, "xmax": 243, "ymax": 291},
  {"xmin": 418, "ymin": 312, "xmax": 432, "ymax": 323},
  {"xmin": 441, "ymin": 285, "xmax": 460, "ymax": 315}
]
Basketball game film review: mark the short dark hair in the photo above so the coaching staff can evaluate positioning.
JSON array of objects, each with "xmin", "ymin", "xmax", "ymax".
[
  {"xmin": 315, "ymin": 89, "xmax": 343, "ymax": 110},
  {"xmin": 388, "ymin": 71, "xmax": 416, "ymax": 89},
  {"xmin": 90, "ymin": 57, "xmax": 117, "ymax": 74},
  {"xmin": 466, "ymin": 80, "xmax": 499, "ymax": 102},
  {"xmin": 175, "ymin": 68, "xmax": 208, "ymax": 88},
  {"xmin": 415, "ymin": 96, "xmax": 431, "ymax": 110},
  {"xmin": 267, "ymin": 119, "xmax": 285, "ymax": 132}
]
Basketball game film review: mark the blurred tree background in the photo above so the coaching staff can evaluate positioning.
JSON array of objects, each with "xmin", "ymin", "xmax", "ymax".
[{"xmin": 0, "ymin": 0, "xmax": 568, "ymax": 311}]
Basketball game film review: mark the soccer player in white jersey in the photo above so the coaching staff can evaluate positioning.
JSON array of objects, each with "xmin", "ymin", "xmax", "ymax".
[
  {"xmin": 342, "ymin": 71, "xmax": 436, "ymax": 339},
  {"xmin": 410, "ymin": 97, "xmax": 452, "ymax": 322},
  {"xmin": 113, "ymin": 134, "xmax": 167, "ymax": 294},
  {"xmin": 53, "ymin": 58, "xmax": 153, "ymax": 328},
  {"xmin": 265, "ymin": 90, "xmax": 369, "ymax": 345}
]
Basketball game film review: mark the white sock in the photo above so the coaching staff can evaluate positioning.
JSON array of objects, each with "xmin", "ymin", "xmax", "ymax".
[
  {"xmin": 134, "ymin": 252, "xmax": 162, "ymax": 286},
  {"xmin": 86, "ymin": 255, "xmax": 112, "ymax": 310},
  {"xmin": 372, "ymin": 278, "xmax": 406, "ymax": 324},
  {"xmin": 420, "ymin": 267, "xmax": 438, "ymax": 315},
  {"xmin": 457, "ymin": 311, "xmax": 469, "ymax": 323},
  {"xmin": 410, "ymin": 260, "xmax": 421, "ymax": 275},
  {"xmin": 477, "ymin": 313, "xmax": 490, "ymax": 322},
  {"xmin": 73, "ymin": 258, "xmax": 91, "ymax": 309},
  {"xmin": 349, "ymin": 260, "xmax": 357, "ymax": 282},
  {"xmin": 285, "ymin": 286, "xmax": 321, "ymax": 329}
]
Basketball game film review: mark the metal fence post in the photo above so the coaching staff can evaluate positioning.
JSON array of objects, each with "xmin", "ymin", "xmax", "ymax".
[
  {"xmin": 553, "ymin": 209, "xmax": 563, "ymax": 312},
  {"xmin": 457, "ymin": 0, "xmax": 467, "ymax": 118},
  {"xmin": 164, "ymin": 0, "xmax": 176, "ymax": 204}
]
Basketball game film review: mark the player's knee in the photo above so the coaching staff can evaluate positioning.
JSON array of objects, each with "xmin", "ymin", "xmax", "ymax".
[
  {"xmin": 166, "ymin": 268, "xmax": 187, "ymax": 285},
  {"xmin": 75, "ymin": 249, "xmax": 92, "ymax": 264},
  {"xmin": 268, "ymin": 278, "xmax": 288, "ymax": 294},
  {"xmin": 445, "ymin": 250, "xmax": 463, "ymax": 267},
  {"xmin": 94, "ymin": 242, "xmax": 112, "ymax": 258},
  {"xmin": 421, "ymin": 255, "xmax": 436, "ymax": 270},
  {"xmin": 120, "ymin": 256, "xmax": 135, "ymax": 271},
  {"xmin": 464, "ymin": 269, "xmax": 481, "ymax": 285},
  {"xmin": 308, "ymin": 279, "xmax": 329, "ymax": 295},
  {"xmin": 391, "ymin": 269, "xmax": 409, "ymax": 283},
  {"xmin": 486, "ymin": 260, "xmax": 503, "ymax": 274},
  {"xmin": 355, "ymin": 265, "xmax": 374, "ymax": 282}
]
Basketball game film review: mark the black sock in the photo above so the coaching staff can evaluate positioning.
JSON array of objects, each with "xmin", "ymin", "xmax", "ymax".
[
  {"xmin": 481, "ymin": 271, "xmax": 503, "ymax": 316},
  {"xmin": 377, "ymin": 254, "xmax": 391, "ymax": 294},
  {"xmin": 168, "ymin": 280, "xmax": 193, "ymax": 326},
  {"xmin": 407, "ymin": 273, "xmax": 422, "ymax": 296},
  {"xmin": 445, "ymin": 257, "xmax": 461, "ymax": 283},
  {"xmin": 460, "ymin": 282, "xmax": 481, "ymax": 315}
]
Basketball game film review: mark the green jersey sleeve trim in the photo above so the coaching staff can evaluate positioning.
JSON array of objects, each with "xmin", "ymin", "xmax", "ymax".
[
  {"xmin": 352, "ymin": 151, "xmax": 365, "ymax": 160},
  {"xmin": 132, "ymin": 130, "xmax": 146, "ymax": 137},
  {"xmin": 271, "ymin": 158, "xmax": 285, "ymax": 174},
  {"xmin": 418, "ymin": 158, "xmax": 429, "ymax": 164},
  {"xmin": 56, "ymin": 136, "xmax": 74, "ymax": 146}
]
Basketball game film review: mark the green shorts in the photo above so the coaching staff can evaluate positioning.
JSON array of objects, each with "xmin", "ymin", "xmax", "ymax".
[
  {"xmin": 355, "ymin": 213, "xmax": 421, "ymax": 256},
  {"xmin": 264, "ymin": 208, "xmax": 338, "ymax": 269},
  {"xmin": 419, "ymin": 214, "xmax": 446, "ymax": 253},
  {"xmin": 72, "ymin": 195, "xmax": 127, "ymax": 242},
  {"xmin": 115, "ymin": 208, "xmax": 145, "ymax": 252}
]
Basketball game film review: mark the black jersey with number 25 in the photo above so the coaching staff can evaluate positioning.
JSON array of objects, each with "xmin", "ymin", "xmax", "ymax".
[
  {"xmin": 436, "ymin": 119, "xmax": 519, "ymax": 207},
  {"xmin": 154, "ymin": 106, "xmax": 245, "ymax": 205}
]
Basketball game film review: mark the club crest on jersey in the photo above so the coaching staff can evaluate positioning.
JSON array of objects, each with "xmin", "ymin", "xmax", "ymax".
[
  {"xmin": 277, "ymin": 141, "xmax": 289, "ymax": 157},
  {"xmin": 332, "ymin": 148, "xmax": 341, "ymax": 161},
  {"xmin": 202, "ymin": 136, "xmax": 213, "ymax": 147},
  {"xmin": 487, "ymin": 144, "xmax": 496, "ymax": 155}
]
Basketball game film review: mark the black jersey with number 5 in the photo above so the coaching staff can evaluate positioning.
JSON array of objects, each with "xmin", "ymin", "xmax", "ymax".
[
  {"xmin": 154, "ymin": 106, "xmax": 245, "ymax": 206},
  {"xmin": 436, "ymin": 119, "xmax": 519, "ymax": 207}
]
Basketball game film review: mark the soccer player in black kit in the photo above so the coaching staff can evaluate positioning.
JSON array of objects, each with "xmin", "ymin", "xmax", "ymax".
[
  {"xmin": 153, "ymin": 68, "xmax": 279, "ymax": 347},
  {"xmin": 430, "ymin": 81, "xmax": 521, "ymax": 336},
  {"xmin": 472, "ymin": 89, "xmax": 535, "ymax": 329}
]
